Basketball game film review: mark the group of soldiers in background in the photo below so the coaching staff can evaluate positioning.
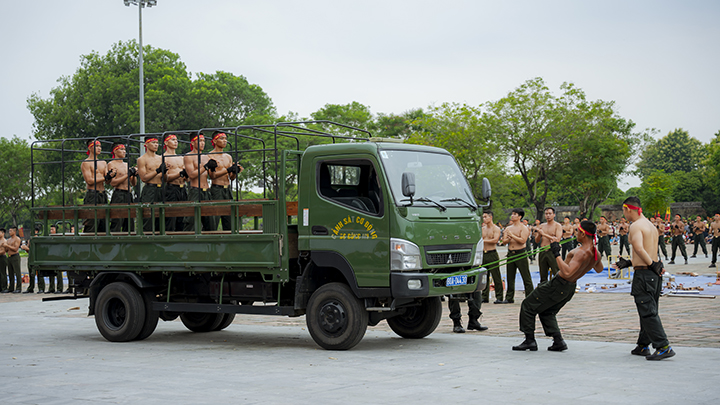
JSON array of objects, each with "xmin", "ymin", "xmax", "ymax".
[{"xmin": 81, "ymin": 132, "xmax": 243, "ymax": 234}]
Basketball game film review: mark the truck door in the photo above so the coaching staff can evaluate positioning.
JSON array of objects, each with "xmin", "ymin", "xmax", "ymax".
[{"xmin": 307, "ymin": 157, "xmax": 389, "ymax": 287}]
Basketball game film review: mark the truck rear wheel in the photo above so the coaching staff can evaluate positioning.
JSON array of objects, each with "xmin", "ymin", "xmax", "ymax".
[
  {"xmin": 214, "ymin": 313, "xmax": 236, "ymax": 331},
  {"xmin": 95, "ymin": 282, "xmax": 146, "ymax": 342},
  {"xmin": 135, "ymin": 290, "xmax": 160, "ymax": 341},
  {"xmin": 306, "ymin": 282, "xmax": 368, "ymax": 350},
  {"xmin": 387, "ymin": 297, "xmax": 442, "ymax": 339},
  {"xmin": 180, "ymin": 313, "xmax": 224, "ymax": 332}
]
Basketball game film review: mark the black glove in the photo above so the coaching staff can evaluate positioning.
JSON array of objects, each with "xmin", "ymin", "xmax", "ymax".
[
  {"xmin": 155, "ymin": 162, "xmax": 167, "ymax": 174},
  {"xmin": 128, "ymin": 167, "xmax": 138, "ymax": 177},
  {"xmin": 615, "ymin": 257, "xmax": 632, "ymax": 269},
  {"xmin": 204, "ymin": 159, "xmax": 218, "ymax": 172},
  {"xmin": 104, "ymin": 170, "xmax": 115, "ymax": 182},
  {"xmin": 179, "ymin": 169, "xmax": 188, "ymax": 179},
  {"xmin": 650, "ymin": 260, "xmax": 664, "ymax": 276},
  {"xmin": 227, "ymin": 162, "xmax": 240, "ymax": 174},
  {"xmin": 549, "ymin": 242, "xmax": 561, "ymax": 258}
]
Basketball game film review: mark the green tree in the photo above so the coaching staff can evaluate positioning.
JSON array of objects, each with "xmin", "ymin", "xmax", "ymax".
[
  {"xmin": 635, "ymin": 128, "xmax": 703, "ymax": 179},
  {"xmin": 406, "ymin": 102, "xmax": 504, "ymax": 202},
  {"xmin": 551, "ymin": 90, "xmax": 641, "ymax": 219},
  {"xmin": 638, "ymin": 170, "xmax": 675, "ymax": 216},
  {"xmin": 0, "ymin": 136, "xmax": 32, "ymax": 226},
  {"xmin": 702, "ymin": 130, "xmax": 720, "ymax": 214},
  {"xmin": 310, "ymin": 102, "xmax": 374, "ymax": 137}
]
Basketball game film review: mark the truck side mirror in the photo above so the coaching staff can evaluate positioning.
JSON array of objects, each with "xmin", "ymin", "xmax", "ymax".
[
  {"xmin": 481, "ymin": 177, "xmax": 492, "ymax": 199},
  {"xmin": 402, "ymin": 172, "xmax": 415, "ymax": 197}
]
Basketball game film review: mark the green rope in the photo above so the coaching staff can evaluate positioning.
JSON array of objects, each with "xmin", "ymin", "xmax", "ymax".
[{"xmin": 481, "ymin": 236, "xmax": 577, "ymax": 269}]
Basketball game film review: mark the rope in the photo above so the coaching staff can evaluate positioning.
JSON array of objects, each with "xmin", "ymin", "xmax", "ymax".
[{"xmin": 480, "ymin": 237, "xmax": 577, "ymax": 270}]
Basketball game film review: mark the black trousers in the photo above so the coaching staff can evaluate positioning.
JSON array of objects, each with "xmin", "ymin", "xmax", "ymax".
[
  {"xmin": 110, "ymin": 189, "xmax": 134, "ymax": 232},
  {"xmin": 7, "ymin": 254, "xmax": 21, "ymax": 292},
  {"xmin": 184, "ymin": 187, "xmax": 216, "ymax": 232},
  {"xmin": 83, "ymin": 189, "xmax": 107, "ymax": 233},
  {"xmin": 519, "ymin": 276, "xmax": 576, "ymax": 337},
  {"xmin": 693, "ymin": 233, "xmax": 707, "ymax": 256},
  {"xmin": 506, "ymin": 249, "xmax": 534, "ymax": 302},
  {"xmin": 561, "ymin": 237, "xmax": 572, "ymax": 260},
  {"xmin": 481, "ymin": 250, "xmax": 503, "ymax": 302},
  {"xmin": 0, "ymin": 255, "xmax": 7, "ymax": 291},
  {"xmin": 671, "ymin": 235, "xmax": 687, "ymax": 261},
  {"xmin": 658, "ymin": 235, "xmax": 668, "ymax": 259},
  {"xmin": 537, "ymin": 249, "xmax": 559, "ymax": 284},
  {"xmin": 712, "ymin": 237, "xmax": 720, "ymax": 264},
  {"xmin": 597, "ymin": 235, "xmax": 611, "ymax": 258},
  {"xmin": 210, "ymin": 185, "xmax": 233, "ymax": 231},
  {"xmin": 165, "ymin": 184, "xmax": 188, "ymax": 232},
  {"xmin": 140, "ymin": 184, "xmax": 164, "ymax": 232},
  {"xmin": 619, "ymin": 234, "xmax": 631, "ymax": 256},
  {"xmin": 632, "ymin": 268, "xmax": 669, "ymax": 348}
]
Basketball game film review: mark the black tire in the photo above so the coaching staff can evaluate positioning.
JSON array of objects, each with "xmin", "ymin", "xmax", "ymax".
[
  {"xmin": 95, "ymin": 282, "xmax": 146, "ymax": 342},
  {"xmin": 387, "ymin": 297, "xmax": 442, "ymax": 339},
  {"xmin": 135, "ymin": 289, "xmax": 160, "ymax": 341},
  {"xmin": 306, "ymin": 282, "xmax": 368, "ymax": 350},
  {"xmin": 180, "ymin": 312, "xmax": 224, "ymax": 332},
  {"xmin": 213, "ymin": 313, "xmax": 236, "ymax": 331}
]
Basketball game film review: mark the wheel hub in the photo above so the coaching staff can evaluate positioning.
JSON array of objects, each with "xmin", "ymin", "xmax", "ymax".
[{"xmin": 318, "ymin": 300, "xmax": 347, "ymax": 334}]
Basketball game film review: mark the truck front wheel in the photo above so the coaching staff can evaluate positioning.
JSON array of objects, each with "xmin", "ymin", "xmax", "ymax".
[
  {"xmin": 387, "ymin": 297, "xmax": 442, "ymax": 339},
  {"xmin": 306, "ymin": 282, "xmax": 368, "ymax": 350},
  {"xmin": 95, "ymin": 282, "xmax": 146, "ymax": 342}
]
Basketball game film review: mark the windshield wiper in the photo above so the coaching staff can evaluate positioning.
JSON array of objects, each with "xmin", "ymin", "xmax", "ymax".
[
  {"xmin": 404, "ymin": 197, "xmax": 446, "ymax": 212},
  {"xmin": 441, "ymin": 197, "xmax": 477, "ymax": 211}
]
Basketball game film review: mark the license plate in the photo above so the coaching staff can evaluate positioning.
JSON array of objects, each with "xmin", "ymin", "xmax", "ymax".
[{"xmin": 446, "ymin": 275, "xmax": 467, "ymax": 287}]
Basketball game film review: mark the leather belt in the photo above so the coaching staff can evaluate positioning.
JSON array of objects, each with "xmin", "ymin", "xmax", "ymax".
[{"xmin": 211, "ymin": 184, "xmax": 229, "ymax": 189}]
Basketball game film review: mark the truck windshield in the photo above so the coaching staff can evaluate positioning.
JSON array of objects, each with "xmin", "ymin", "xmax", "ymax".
[{"xmin": 379, "ymin": 149, "xmax": 476, "ymax": 209}]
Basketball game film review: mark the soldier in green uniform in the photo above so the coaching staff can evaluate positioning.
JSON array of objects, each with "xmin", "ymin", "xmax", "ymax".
[
  {"xmin": 502, "ymin": 208, "xmax": 533, "ymax": 304},
  {"xmin": 691, "ymin": 216, "xmax": 708, "ymax": 258},
  {"xmin": 481, "ymin": 211, "xmax": 503, "ymax": 304},
  {"xmin": 512, "ymin": 220, "xmax": 603, "ymax": 352}
]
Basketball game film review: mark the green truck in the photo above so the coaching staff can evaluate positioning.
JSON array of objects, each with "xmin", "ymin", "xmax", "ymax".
[{"xmin": 30, "ymin": 122, "xmax": 491, "ymax": 350}]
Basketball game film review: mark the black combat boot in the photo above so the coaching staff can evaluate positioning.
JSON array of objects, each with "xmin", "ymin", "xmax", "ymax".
[
  {"xmin": 548, "ymin": 334, "xmax": 568, "ymax": 351},
  {"xmin": 452, "ymin": 319, "xmax": 465, "ymax": 333},
  {"xmin": 512, "ymin": 334, "xmax": 537, "ymax": 351},
  {"xmin": 467, "ymin": 318, "xmax": 488, "ymax": 331}
]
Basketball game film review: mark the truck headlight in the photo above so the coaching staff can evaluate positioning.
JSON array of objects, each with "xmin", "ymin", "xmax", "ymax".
[
  {"xmin": 473, "ymin": 238, "xmax": 484, "ymax": 266},
  {"xmin": 390, "ymin": 238, "xmax": 422, "ymax": 271}
]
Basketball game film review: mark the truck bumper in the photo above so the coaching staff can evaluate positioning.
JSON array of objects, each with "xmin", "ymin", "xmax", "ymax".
[{"xmin": 390, "ymin": 267, "xmax": 487, "ymax": 298}]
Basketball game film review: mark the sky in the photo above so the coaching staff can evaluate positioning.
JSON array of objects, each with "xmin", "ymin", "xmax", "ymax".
[{"xmin": 2, "ymin": 0, "xmax": 719, "ymax": 190}]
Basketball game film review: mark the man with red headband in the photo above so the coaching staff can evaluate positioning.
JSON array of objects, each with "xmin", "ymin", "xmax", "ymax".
[
  {"xmin": 614, "ymin": 196, "xmax": 675, "ymax": 360},
  {"xmin": 512, "ymin": 220, "xmax": 603, "ymax": 352},
  {"xmin": 668, "ymin": 214, "xmax": 688, "ymax": 265},
  {"xmin": 108, "ymin": 142, "xmax": 137, "ymax": 232},
  {"xmin": 183, "ymin": 133, "xmax": 215, "ymax": 231},
  {"xmin": 161, "ymin": 134, "xmax": 188, "ymax": 232},
  {"xmin": 137, "ymin": 137, "xmax": 167, "ymax": 232},
  {"xmin": 81, "ymin": 139, "xmax": 111, "ymax": 233},
  {"xmin": 208, "ymin": 132, "xmax": 243, "ymax": 230}
]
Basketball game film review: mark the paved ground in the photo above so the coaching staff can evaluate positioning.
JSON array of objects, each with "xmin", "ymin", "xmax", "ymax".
[{"xmin": 1, "ymin": 244, "xmax": 718, "ymax": 403}]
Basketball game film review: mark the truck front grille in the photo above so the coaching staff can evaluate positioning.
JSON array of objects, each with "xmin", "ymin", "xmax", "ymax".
[{"xmin": 426, "ymin": 252, "xmax": 471, "ymax": 265}]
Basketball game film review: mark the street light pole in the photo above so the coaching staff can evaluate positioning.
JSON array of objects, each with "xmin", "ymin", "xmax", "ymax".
[{"xmin": 124, "ymin": 0, "xmax": 157, "ymax": 135}]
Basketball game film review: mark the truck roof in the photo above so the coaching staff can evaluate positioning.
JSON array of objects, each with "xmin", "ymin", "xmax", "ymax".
[{"xmin": 303, "ymin": 141, "xmax": 452, "ymax": 157}]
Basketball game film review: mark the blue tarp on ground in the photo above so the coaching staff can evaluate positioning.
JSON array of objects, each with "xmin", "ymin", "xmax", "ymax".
[{"xmin": 510, "ymin": 269, "xmax": 720, "ymax": 296}]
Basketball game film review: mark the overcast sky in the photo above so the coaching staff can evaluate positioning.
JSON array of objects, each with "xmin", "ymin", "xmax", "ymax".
[{"xmin": 2, "ymin": 1, "xmax": 719, "ymax": 189}]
